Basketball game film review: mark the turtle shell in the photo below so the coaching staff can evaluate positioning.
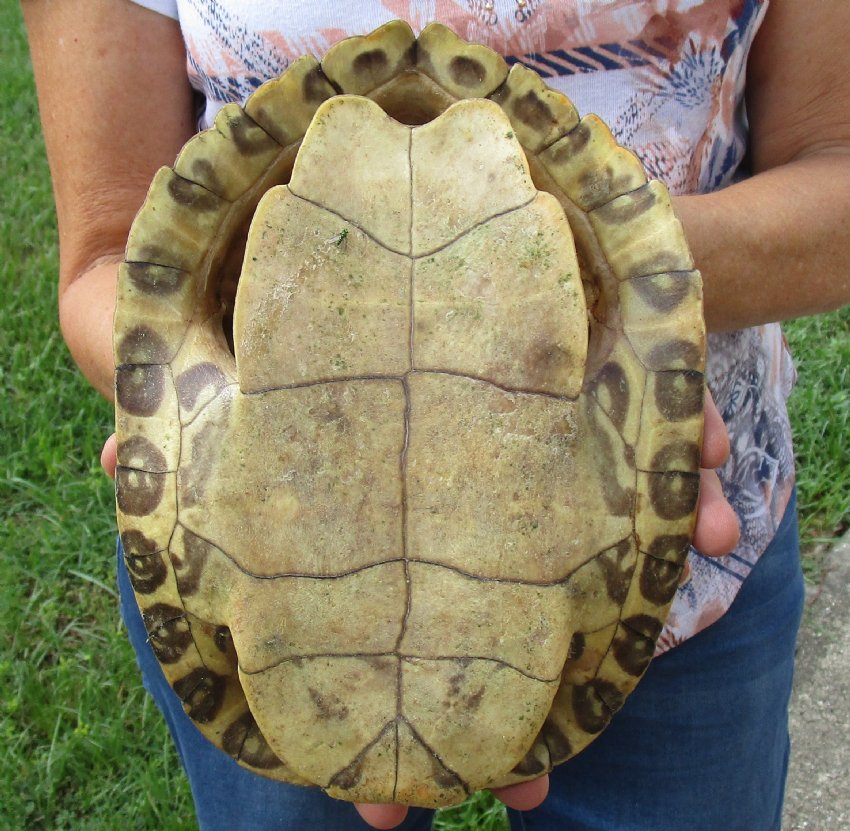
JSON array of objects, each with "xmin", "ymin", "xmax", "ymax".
[{"xmin": 114, "ymin": 21, "xmax": 705, "ymax": 808}]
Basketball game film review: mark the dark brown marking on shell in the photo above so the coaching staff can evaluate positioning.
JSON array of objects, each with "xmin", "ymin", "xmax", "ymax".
[
  {"xmin": 309, "ymin": 687, "xmax": 350, "ymax": 721},
  {"xmin": 654, "ymin": 369, "xmax": 704, "ymax": 421},
  {"xmin": 623, "ymin": 613, "xmax": 663, "ymax": 642},
  {"xmin": 645, "ymin": 338, "xmax": 703, "ymax": 371},
  {"xmin": 415, "ymin": 44, "xmax": 432, "ymax": 74},
  {"xmin": 650, "ymin": 440, "xmax": 701, "ymax": 473},
  {"xmin": 178, "ymin": 413, "xmax": 229, "ymax": 508},
  {"xmin": 171, "ymin": 529, "xmax": 213, "ymax": 597},
  {"xmin": 123, "ymin": 531, "xmax": 168, "ymax": 594},
  {"xmin": 593, "ymin": 182, "xmax": 657, "ymax": 224},
  {"xmin": 116, "ymin": 364, "xmax": 166, "ymax": 417},
  {"xmin": 597, "ymin": 538, "xmax": 635, "ymax": 605},
  {"xmin": 188, "ymin": 157, "xmax": 224, "ymax": 195},
  {"xmin": 449, "ymin": 55, "xmax": 486, "ymax": 87},
  {"xmin": 177, "ymin": 421, "xmax": 222, "ymax": 507},
  {"xmin": 116, "ymin": 325, "xmax": 170, "ymax": 366},
  {"xmin": 430, "ymin": 754, "xmax": 464, "ymax": 791},
  {"xmin": 132, "ymin": 243, "xmax": 188, "ymax": 270},
  {"xmin": 568, "ymin": 632, "xmax": 585, "ymax": 662},
  {"xmin": 542, "ymin": 716, "xmax": 574, "ymax": 764},
  {"xmin": 173, "ymin": 667, "xmax": 226, "ymax": 723},
  {"xmin": 648, "ymin": 471, "xmax": 700, "ymax": 520},
  {"xmin": 513, "ymin": 90, "xmax": 554, "ymax": 132},
  {"xmin": 612, "ymin": 625, "xmax": 654, "ymax": 677},
  {"xmin": 366, "ymin": 655, "xmax": 396, "ymax": 673},
  {"xmin": 592, "ymin": 423, "xmax": 634, "ymax": 516},
  {"xmin": 117, "ymin": 435, "xmax": 168, "ymax": 473},
  {"xmin": 121, "ymin": 527, "xmax": 158, "ymax": 558},
  {"xmin": 167, "ymin": 173, "xmax": 223, "ymax": 212},
  {"xmin": 524, "ymin": 340, "xmax": 571, "ymax": 393},
  {"xmin": 224, "ymin": 110, "xmax": 280, "ymax": 155},
  {"xmin": 627, "ymin": 251, "xmax": 693, "ymax": 283},
  {"xmin": 125, "ymin": 262, "xmax": 187, "ymax": 296},
  {"xmin": 549, "ymin": 121, "xmax": 591, "ymax": 160},
  {"xmin": 115, "ymin": 467, "xmax": 166, "ymax": 517},
  {"xmin": 222, "ymin": 711, "xmax": 282, "ymax": 769},
  {"xmin": 214, "ymin": 626, "xmax": 233, "ymax": 654},
  {"xmin": 143, "ymin": 603, "xmax": 192, "ymax": 664},
  {"xmin": 353, "ymin": 49, "xmax": 388, "ymax": 79},
  {"xmin": 578, "ymin": 164, "xmax": 637, "ymax": 208},
  {"xmin": 176, "ymin": 362, "xmax": 229, "ymax": 412},
  {"xmin": 511, "ymin": 746, "xmax": 547, "ymax": 777},
  {"xmin": 572, "ymin": 680, "xmax": 619, "ymax": 734},
  {"xmin": 465, "ymin": 686, "xmax": 485, "ymax": 711},
  {"xmin": 587, "ymin": 361, "xmax": 629, "ymax": 433},
  {"xmin": 640, "ymin": 554, "xmax": 683, "ymax": 605},
  {"xmin": 304, "ymin": 64, "xmax": 333, "ymax": 103},
  {"xmin": 329, "ymin": 754, "xmax": 365, "ymax": 790},
  {"xmin": 629, "ymin": 271, "xmax": 696, "ymax": 313},
  {"xmin": 647, "ymin": 534, "xmax": 692, "ymax": 564}
]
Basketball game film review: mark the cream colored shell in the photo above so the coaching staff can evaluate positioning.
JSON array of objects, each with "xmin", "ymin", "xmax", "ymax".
[{"xmin": 114, "ymin": 21, "xmax": 705, "ymax": 808}]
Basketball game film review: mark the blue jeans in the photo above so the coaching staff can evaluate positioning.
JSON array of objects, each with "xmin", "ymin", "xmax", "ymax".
[{"xmin": 119, "ymin": 491, "xmax": 803, "ymax": 831}]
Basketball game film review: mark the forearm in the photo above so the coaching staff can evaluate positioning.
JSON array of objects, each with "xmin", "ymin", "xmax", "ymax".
[
  {"xmin": 59, "ymin": 259, "xmax": 120, "ymax": 400},
  {"xmin": 677, "ymin": 164, "xmax": 850, "ymax": 334}
]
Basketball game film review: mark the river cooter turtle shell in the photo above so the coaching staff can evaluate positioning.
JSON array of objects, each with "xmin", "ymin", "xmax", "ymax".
[{"xmin": 114, "ymin": 20, "xmax": 705, "ymax": 808}]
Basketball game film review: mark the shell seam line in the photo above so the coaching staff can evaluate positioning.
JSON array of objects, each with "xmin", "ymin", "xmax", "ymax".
[
  {"xmin": 327, "ymin": 720, "xmax": 395, "ymax": 790},
  {"xmin": 284, "ymin": 185, "xmax": 537, "ymax": 259},
  {"xmin": 394, "ymin": 128, "xmax": 415, "ymax": 753},
  {"xmin": 180, "ymin": 382, "xmax": 240, "ymax": 429},
  {"xmin": 402, "ymin": 716, "xmax": 471, "ymax": 796},
  {"xmin": 240, "ymin": 369, "xmax": 578, "ymax": 400},
  {"xmin": 239, "ymin": 652, "xmax": 560, "ymax": 684},
  {"xmin": 168, "ymin": 521, "xmax": 639, "ymax": 587},
  {"xmin": 172, "ymin": 522, "xmax": 403, "ymax": 581}
]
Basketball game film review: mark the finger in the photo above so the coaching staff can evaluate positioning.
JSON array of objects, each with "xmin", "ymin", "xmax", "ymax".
[
  {"xmin": 101, "ymin": 433, "xmax": 117, "ymax": 479},
  {"xmin": 693, "ymin": 468, "xmax": 740, "ymax": 556},
  {"xmin": 354, "ymin": 803, "xmax": 409, "ymax": 829},
  {"xmin": 491, "ymin": 774, "xmax": 549, "ymax": 811},
  {"xmin": 701, "ymin": 388, "xmax": 730, "ymax": 470}
]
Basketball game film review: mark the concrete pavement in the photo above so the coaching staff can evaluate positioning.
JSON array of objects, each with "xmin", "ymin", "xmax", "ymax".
[{"xmin": 783, "ymin": 530, "xmax": 850, "ymax": 830}]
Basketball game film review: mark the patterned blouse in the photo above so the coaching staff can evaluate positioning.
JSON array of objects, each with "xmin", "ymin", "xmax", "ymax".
[{"xmin": 130, "ymin": 0, "xmax": 797, "ymax": 652}]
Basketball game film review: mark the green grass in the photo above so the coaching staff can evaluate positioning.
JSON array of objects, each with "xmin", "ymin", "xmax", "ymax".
[{"xmin": 1, "ymin": 1, "xmax": 847, "ymax": 829}]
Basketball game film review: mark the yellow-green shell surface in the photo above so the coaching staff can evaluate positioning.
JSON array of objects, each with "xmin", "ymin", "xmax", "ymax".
[{"xmin": 114, "ymin": 21, "xmax": 705, "ymax": 808}]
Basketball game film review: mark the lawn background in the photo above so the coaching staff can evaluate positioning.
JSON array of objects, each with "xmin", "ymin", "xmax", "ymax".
[{"xmin": 1, "ymin": 1, "xmax": 847, "ymax": 829}]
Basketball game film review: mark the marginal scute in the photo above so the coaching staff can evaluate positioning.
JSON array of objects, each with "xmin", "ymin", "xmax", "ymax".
[
  {"xmin": 654, "ymin": 369, "xmax": 705, "ymax": 422},
  {"xmin": 115, "ymin": 466, "xmax": 168, "ymax": 517},
  {"xmin": 173, "ymin": 667, "xmax": 228, "ymax": 723},
  {"xmin": 490, "ymin": 62, "xmax": 580, "ymax": 152},
  {"xmin": 115, "ymin": 363, "xmax": 180, "ymax": 470},
  {"xmin": 174, "ymin": 103, "xmax": 283, "ymax": 201},
  {"xmin": 589, "ymin": 180, "xmax": 694, "ymax": 281},
  {"xmin": 115, "ymin": 263, "xmax": 197, "ymax": 367},
  {"xmin": 122, "ymin": 530, "xmax": 169, "ymax": 595},
  {"xmin": 126, "ymin": 168, "xmax": 230, "ymax": 272},
  {"xmin": 116, "ymin": 435, "xmax": 169, "ymax": 474},
  {"xmin": 244, "ymin": 55, "xmax": 335, "ymax": 147},
  {"xmin": 539, "ymin": 115, "xmax": 647, "ymax": 211},
  {"xmin": 322, "ymin": 19, "xmax": 415, "ymax": 94},
  {"xmin": 143, "ymin": 603, "xmax": 192, "ymax": 664},
  {"xmin": 606, "ymin": 622, "xmax": 655, "ymax": 677},
  {"xmin": 572, "ymin": 680, "xmax": 618, "ymax": 734},
  {"xmin": 416, "ymin": 23, "xmax": 508, "ymax": 99},
  {"xmin": 221, "ymin": 711, "xmax": 285, "ymax": 770},
  {"xmin": 122, "ymin": 262, "xmax": 188, "ymax": 297}
]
